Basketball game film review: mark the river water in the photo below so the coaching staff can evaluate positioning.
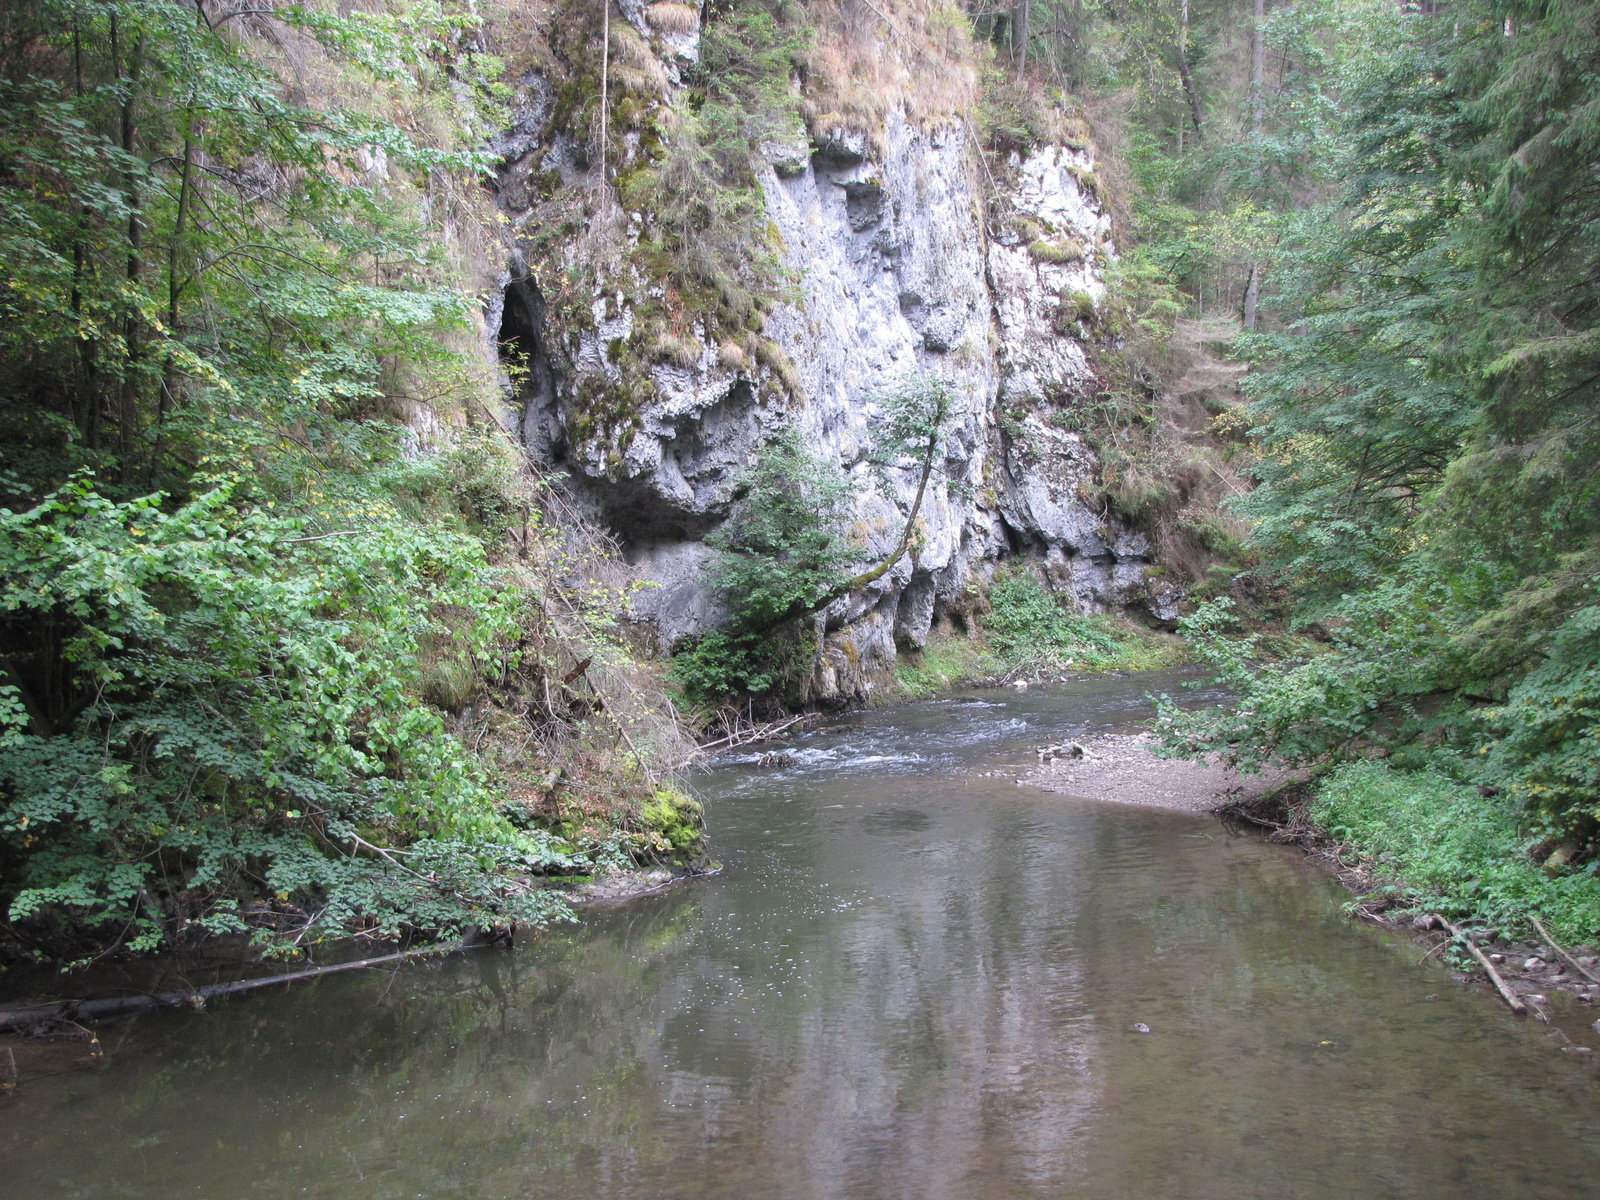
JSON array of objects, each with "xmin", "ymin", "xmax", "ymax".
[{"xmin": 4, "ymin": 671, "xmax": 1600, "ymax": 1199}]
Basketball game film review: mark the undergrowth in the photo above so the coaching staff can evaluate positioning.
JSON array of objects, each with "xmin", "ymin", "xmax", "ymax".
[
  {"xmin": 894, "ymin": 568, "xmax": 1187, "ymax": 697},
  {"xmin": 1310, "ymin": 762, "xmax": 1600, "ymax": 944}
]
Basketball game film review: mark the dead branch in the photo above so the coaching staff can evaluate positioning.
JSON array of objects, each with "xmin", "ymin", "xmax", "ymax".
[
  {"xmin": 1434, "ymin": 915, "xmax": 1526, "ymax": 1016},
  {"xmin": 696, "ymin": 711, "xmax": 815, "ymax": 753},
  {"xmin": 1529, "ymin": 914, "xmax": 1600, "ymax": 986},
  {"xmin": 0, "ymin": 940, "xmax": 481, "ymax": 1034}
]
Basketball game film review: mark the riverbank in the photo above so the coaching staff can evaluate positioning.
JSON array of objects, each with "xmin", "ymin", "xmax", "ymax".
[
  {"xmin": 1021, "ymin": 730, "xmax": 1292, "ymax": 813},
  {"xmin": 1222, "ymin": 775, "xmax": 1600, "ymax": 1020},
  {"xmin": 1022, "ymin": 731, "xmax": 1600, "ymax": 1022},
  {"xmin": 889, "ymin": 615, "xmax": 1190, "ymax": 701}
]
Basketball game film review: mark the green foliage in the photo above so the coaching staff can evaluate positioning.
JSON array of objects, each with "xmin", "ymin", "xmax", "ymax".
[
  {"xmin": 668, "ymin": 630, "xmax": 784, "ymax": 703},
  {"xmin": 0, "ymin": 478, "xmax": 579, "ymax": 954},
  {"xmin": 985, "ymin": 568, "xmax": 1119, "ymax": 665},
  {"xmin": 1162, "ymin": 1, "xmax": 1600, "ymax": 846},
  {"xmin": 873, "ymin": 373, "xmax": 957, "ymax": 467},
  {"xmin": 1155, "ymin": 591, "xmax": 1455, "ymax": 773},
  {"xmin": 1480, "ymin": 597, "xmax": 1600, "ymax": 830},
  {"xmin": 1311, "ymin": 762, "xmax": 1600, "ymax": 942},
  {"xmin": 0, "ymin": 2, "xmax": 690, "ymax": 959},
  {"xmin": 0, "ymin": 0, "xmax": 496, "ymax": 506},
  {"xmin": 706, "ymin": 425, "xmax": 855, "ymax": 632}
]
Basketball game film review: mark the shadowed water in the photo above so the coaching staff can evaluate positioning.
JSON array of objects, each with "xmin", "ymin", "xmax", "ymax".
[{"xmin": 4, "ymin": 670, "xmax": 1599, "ymax": 1198}]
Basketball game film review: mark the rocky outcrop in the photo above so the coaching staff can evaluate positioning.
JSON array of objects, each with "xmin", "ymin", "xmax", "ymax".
[{"xmin": 488, "ymin": 40, "xmax": 1181, "ymax": 701}]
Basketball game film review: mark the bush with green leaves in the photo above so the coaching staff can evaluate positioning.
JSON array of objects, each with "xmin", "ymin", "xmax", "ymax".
[
  {"xmin": 705, "ymin": 425, "xmax": 855, "ymax": 634},
  {"xmin": 668, "ymin": 630, "xmax": 785, "ymax": 705},
  {"xmin": 986, "ymin": 569, "xmax": 1115, "ymax": 662},
  {"xmin": 0, "ymin": 2, "xmax": 656, "ymax": 959},
  {"xmin": 0, "ymin": 479, "xmax": 582, "ymax": 956}
]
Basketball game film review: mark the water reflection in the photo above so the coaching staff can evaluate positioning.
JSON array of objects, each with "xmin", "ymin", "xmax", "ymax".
[{"xmin": 3, "ymin": 671, "xmax": 1598, "ymax": 1199}]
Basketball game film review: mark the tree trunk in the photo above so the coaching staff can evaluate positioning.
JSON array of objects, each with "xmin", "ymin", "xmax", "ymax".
[
  {"xmin": 70, "ymin": 17, "xmax": 100, "ymax": 445},
  {"xmin": 598, "ymin": 0, "xmax": 610, "ymax": 210},
  {"xmin": 154, "ymin": 126, "xmax": 196, "ymax": 480},
  {"xmin": 1245, "ymin": 0, "xmax": 1266, "ymax": 326},
  {"xmin": 1250, "ymin": 0, "xmax": 1267, "ymax": 130},
  {"xmin": 1177, "ymin": 0, "xmax": 1204, "ymax": 140},
  {"xmin": 0, "ymin": 942, "xmax": 488, "ymax": 1034},
  {"xmin": 113, "ymin": 18, "xmax": 146, "ymax": 483},
  {"xmin": 1015, "ymin": 0, "xmax": 1030, "ymax": 79}
]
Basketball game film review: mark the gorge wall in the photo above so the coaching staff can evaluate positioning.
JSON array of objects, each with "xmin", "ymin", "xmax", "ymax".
[{"xmin": 484, "ymin": 4, "xmax": 1182, "ymax": 701}]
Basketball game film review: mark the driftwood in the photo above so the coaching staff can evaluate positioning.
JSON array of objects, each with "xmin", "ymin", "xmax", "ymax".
[
  {"xmin": 0, "ymin": 941, "xmax": 473, "ymax": 1034},
  {"xmin": 697, "ymin": 711, "xmax": 814, "ymax": 754},
  {"xmin": 1529, "ymin": 914, "xmax": 1600, "ymax": 986},
  {"xmin": 1433, "ymin": 915, "xmax": 1526, "ymax": 1016}
]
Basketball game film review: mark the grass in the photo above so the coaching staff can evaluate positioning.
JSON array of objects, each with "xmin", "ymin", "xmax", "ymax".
[
  {"xmin": 1310, "ymin": 761, "xmax": 1600, "ymax": 944},
  {"xmin": 1028, "ymin": 238, "xmax": 1085, "ymax": 264},
  {"xmin": 892, "ymin": 614, "xmax": 1189, "ymax": 699}
]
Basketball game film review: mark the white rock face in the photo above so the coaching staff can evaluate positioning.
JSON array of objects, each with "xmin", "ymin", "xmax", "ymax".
[
  {"xmin": 989, "ymin": 146, "xmax": 1110, "ymax": 407},
  {"xmin": 496, "ymin": 83, "xmax": 1179, "ymax": 699}
]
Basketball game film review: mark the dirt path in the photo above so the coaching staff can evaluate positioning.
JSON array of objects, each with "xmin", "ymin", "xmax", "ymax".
[{"xmin": 1022, "ymin": 731, "xmax": 1290, "ymax": 813}]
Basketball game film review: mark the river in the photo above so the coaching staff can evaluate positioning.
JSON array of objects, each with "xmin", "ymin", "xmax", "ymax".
[{"xmin": 4, "ymin": 671, "xmax": 1599, "ymax": 1198}]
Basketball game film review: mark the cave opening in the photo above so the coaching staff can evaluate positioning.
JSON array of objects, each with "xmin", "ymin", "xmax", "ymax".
[{"xmin": 499, "ymin": 276, "xmax": 562, "ymax": 462}]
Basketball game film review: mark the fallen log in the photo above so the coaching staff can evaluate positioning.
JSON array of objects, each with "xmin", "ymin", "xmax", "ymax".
[
  {"xmin": 0, "ymin": 941, "xmax": 471, "ymax": 1034},
  {"xmin": 1433, "ymin": 915, "xmax": 1526, "ymax": 1016},
  {"xmin": 1529, "ymin": 914, "xmax": 1600, "ymax": 987}
]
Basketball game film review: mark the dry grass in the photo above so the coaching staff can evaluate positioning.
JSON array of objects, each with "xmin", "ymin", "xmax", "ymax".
[
  {"xmin": 652, "ymin": 332, "xmax": 704, "ymax": 368},
  {"xmin": 219, "ymin": 3, "xmax": 507, "ymax": 437},
  {"xmin": 644, "ymin": 2, "xmax": 700, "ymax": 34},
  {"xmin": 1029, "ymin": 237, "xmax": 1084, "ymax": 264},
  {"xmin": 612, "ymin": 22, "xmax": 670, "ymax": 96},
  {"xmin": 801, "ymin": 0, "xmax": 983, "ymax": 141}
]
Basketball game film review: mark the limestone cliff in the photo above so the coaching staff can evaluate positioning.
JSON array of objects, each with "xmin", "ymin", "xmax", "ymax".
[{"xmin": 484, "ymin": 3, "xmax": 1181, "ymax": 701}]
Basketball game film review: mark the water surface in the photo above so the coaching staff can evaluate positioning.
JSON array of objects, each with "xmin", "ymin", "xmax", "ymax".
[{"xmin": 4, "ymin": 671, "xmax": 1598, "ymax": 1199}]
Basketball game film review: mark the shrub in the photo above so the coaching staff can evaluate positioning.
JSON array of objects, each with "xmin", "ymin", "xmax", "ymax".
[
  {"xmin": 707, "ymin": 425, "xmax": 854, "ymax": 631},
  {"xmin": 0, "ymin": 480, "xmax": 582, "ymax": 955},
  {"xmin": 986, "ymin": 569, "xmax": 1116, "ymax": 662},
  {"xmin": 669, "ymin": 630, "xmax": 783, "ymax": 703}
]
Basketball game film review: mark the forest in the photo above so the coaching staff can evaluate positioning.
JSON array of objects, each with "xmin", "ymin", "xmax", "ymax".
[{"xmin": 2, "ymin": 0, "xmax": 1599, "ymax": 965}]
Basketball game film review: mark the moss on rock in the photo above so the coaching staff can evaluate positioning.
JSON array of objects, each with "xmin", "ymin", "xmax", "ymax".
[{"xmin": 633, "ymin": 785, "xmax": 707, "ymax": 866}]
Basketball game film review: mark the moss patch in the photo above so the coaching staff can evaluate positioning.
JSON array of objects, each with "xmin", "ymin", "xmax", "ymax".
[{"xmin": 633, "ymin": 785, "xmax": 707, "ymax": 867}]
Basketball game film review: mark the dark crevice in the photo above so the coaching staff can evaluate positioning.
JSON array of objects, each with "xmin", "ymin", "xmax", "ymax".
[{"xmin": 498, "ymin": 274, "xmax": 562, "ymax": 463}]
